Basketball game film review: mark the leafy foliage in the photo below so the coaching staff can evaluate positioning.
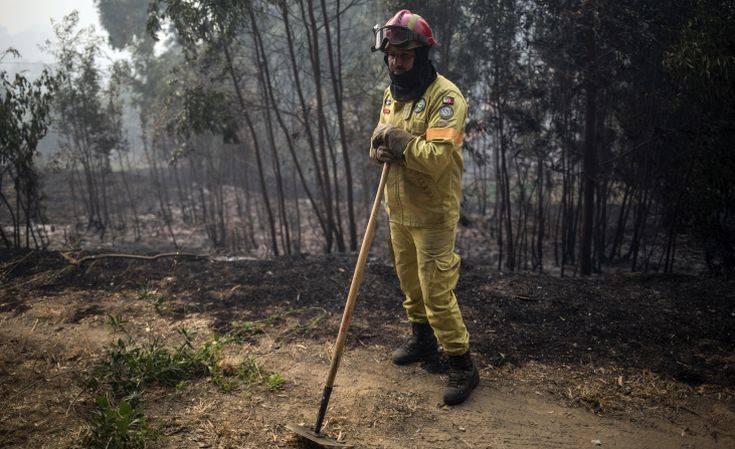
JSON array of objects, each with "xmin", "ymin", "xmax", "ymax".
[
  {"xmin": 95, "ymin": 0, "xmax": 152, "ymax": 52},
  {"xmin": 76, "ymin": 394, "xmax": 155, "ymax": 449},
  {"xmin": 45, "ymin": 12, "xmax": 129, "ymax": 234},
  {"xmin": 87, "ymin": 327, "xmax": 284, "ymax": 397},
  {"xmin": 0, "ymin": 48, "xmax": 57, "ymax": 249},
  {"xmin": 265, "ymin": 372, "xmax": 286, "ymax": 391},
  {"xmin": 87, "ymin": 337, "xmax": 213, "ymax": 397},
  {"xmin": 136, "ymin": 282, "xmax": 167, "ymax": 314}
]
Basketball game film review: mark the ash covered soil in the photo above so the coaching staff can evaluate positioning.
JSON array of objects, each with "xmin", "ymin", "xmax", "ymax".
[{"xmin": 1, "ymin": 250, "xmax": 734, "ymax": 448}]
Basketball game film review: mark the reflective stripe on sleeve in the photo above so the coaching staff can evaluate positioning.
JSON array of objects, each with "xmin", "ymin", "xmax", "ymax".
[{"xmin": 426, "ymin": 127, "xmax": 464, "ymax": 145}]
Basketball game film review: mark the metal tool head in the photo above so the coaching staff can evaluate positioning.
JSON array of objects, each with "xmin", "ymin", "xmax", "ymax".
[{"xmin": 285, "ymin": 424, "xmax": 353, "ymax": 448}]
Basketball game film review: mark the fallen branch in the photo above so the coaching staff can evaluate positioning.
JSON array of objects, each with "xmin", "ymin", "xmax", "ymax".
[{"xmin": 60, "ymin": 252, "xmax": 207, "ymax": 266}]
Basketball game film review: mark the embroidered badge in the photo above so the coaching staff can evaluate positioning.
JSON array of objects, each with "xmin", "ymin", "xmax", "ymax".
[
  {"xmin": 383, "ymin": 107, "xmax": 391, "ymax": 114},
  {"xmin": 413, "ymin": 98, "xmax": 426, "ymax": 114},
  {"xmin": 439, "ymin": 105, "xmax": 454, "ymax": 119},
  {"xmin": 443, "ymin": 96, "xmax": 455, "ymax": 105}
]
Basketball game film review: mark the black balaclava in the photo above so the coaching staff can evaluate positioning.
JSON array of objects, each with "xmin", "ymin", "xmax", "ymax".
[{"xmin": 385, "ymin": 45, "xmax": 437, "ymax": 102}]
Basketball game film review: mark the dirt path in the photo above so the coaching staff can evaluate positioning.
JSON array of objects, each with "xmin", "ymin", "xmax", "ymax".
[
  {"xmin": 4, "ymin": 315, "xmax": 730, "ymax": 449},
  {"xmin": 239, "ymin": 335, "xmax": 733, "ymax": 449},
  {"xmin": 264, "ymin": 340, "xmax": 735, "ymax": 449},
  {"xmin": 1, "ymin": 251, "xmax": 734, "ymax": 448}
]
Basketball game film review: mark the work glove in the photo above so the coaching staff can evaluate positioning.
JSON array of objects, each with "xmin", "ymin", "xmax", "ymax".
[
  {"xmin": 382, "ymin": 126, "xmax": 413, "ymax": 163},
  {"xmin": 371, "ymin": 123, "xmax": 393, "ymax": 149},
  {"xmin": 370, "ymin": 124, "xmax": 413, "ymax": 165},
  {"xmin": 371, "ymin": 145, "xmax": 403, "ymax": 164},
  {"xmin": 369, "ymin": 144, "xmax": 383, "ymax": 164}
]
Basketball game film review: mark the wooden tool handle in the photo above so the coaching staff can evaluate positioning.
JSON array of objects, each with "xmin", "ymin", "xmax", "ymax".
[
  {"xmin": 314, "ymin": 163, "xmax": 390, "ymax": 433},
  {"xmin": 326, "ymin": 162, "xmax": 390, "ymax": 386}
]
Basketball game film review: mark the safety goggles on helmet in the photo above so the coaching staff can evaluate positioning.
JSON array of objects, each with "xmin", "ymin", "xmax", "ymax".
[{"xmin": 371, "ymin": 24, "xmax": 429, "ymax": 52}]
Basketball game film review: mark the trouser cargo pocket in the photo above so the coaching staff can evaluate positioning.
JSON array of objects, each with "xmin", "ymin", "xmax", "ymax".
[{"xmin": 429, "ymin": 251, "xmax": 461, "ymax": 298}]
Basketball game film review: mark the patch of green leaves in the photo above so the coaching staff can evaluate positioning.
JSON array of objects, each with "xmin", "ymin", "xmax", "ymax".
[
  {"xmin": 136, "ymin": 282, "xmax": 166, "ymax": 314},
  {"xmin": 265, "ymin": 372, "xmax": 285, "ymax": 391},
  {"xmin": 82, "ymin": 330, "xmax": 286, "ymax": 447},
  {"xmin": 76, "ymin": 394, "xmax": 155, "ymax": 449},
  {"xmin": 87, "ymin": 333, "xmax": 218, "ymax": 398},
  {"xmin": 107, "ymin": 314, "xmax": 128, "ymax": 333},
  {"xmin": 236, "ymin": 357, "xmax": 261, "ymax": 385},
  {"xmin": 135, "ymin": 282, "xmax": 155, "ymax": 301},
  {"xmin": 226, "ymin": 320, "xmax": 265, "ymax": 343}
]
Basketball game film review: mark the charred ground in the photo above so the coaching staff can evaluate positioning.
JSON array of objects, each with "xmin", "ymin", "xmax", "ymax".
[{"xmin": 1, "ymin": 250, "xmax": 734, "ymax": 448}]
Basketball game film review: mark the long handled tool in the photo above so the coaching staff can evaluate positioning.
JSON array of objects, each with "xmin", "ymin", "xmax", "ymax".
[{"xmin": 286, "ymin": 163, "xmax": 391, "ymax": 448}]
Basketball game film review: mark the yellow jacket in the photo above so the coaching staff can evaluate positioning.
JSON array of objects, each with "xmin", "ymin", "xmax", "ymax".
[{"xmin": 371, "ymin": 74, "xmax": 467, "ymax": 228}]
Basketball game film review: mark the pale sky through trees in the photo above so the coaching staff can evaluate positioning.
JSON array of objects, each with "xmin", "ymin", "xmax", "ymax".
[{"xmin": 0, "ymin": 0, "xmax": 115, "ymax": 64}]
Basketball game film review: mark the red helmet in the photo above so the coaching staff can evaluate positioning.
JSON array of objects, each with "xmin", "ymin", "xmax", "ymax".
[{"xmin": 371, "ymin": 10, "xmax": 438, "ymax": 52}]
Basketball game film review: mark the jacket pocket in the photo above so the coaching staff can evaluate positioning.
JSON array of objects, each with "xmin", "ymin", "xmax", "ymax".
[{"xmin": 405, "ymin": 169, "xmax": 436, "ymax": 199}]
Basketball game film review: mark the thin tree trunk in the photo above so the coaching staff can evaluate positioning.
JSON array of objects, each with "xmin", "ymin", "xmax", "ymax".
[
  {"xmin": 303, "ymin": 0, "xmax": 340, "ymax": 251},
  {"xmin": 142, "ymin": 127, "xmax": 178, "ymax": 249},
  {"xmin": 609, "ymin": 182, "xmax": 631, "ymax": 260},
  {"xmin": 536, "ymin": 153, "xmax": 544, "ymax": 273},
  {"xmin": 319, "ymin": 0, "xmax": 356, "ymax": 251},
  {"xmin": 249, "ymin": 15, "xmax": 291, "ymax": 255},
  {"xmin": 499, "ymin": 112, "xmax": 514, "ymax": 271},
  {"xmin": 324, "ymin": 124, "xmax": 346, "ymax": 251},
  {"xmin": 249, "ymin": 5, "xmax": 330, "ymax": 253},
  {"xmin": 579, "ymin": 2, "xmax": 598, "ymax": 276},
  {"xmin": 494, "ymin": 128, "xmax": 503, "ymax": 271},
  {"xmin": 116, "ymin": 149, "xmax": 141, "ymax": 240},
  {"xmin": 222, "ymin": 40, "xmax": 279, "ymax": 256},
  {"xmin": 281, "ymin": 0, "xmax": 332, "ymax": 252}
]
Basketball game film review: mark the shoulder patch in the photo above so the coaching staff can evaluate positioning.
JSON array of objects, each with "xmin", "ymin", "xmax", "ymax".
[
  {"xmin": 439, "ymin": 106, "xmax": 454, "ymax": 119},
  {"xmin": 413, "ymin": 98, "xmax": 426, "ymax": 113}
]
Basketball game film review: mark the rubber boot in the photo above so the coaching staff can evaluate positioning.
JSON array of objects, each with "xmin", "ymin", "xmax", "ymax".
[
  {"xmin": 391, "ymin": 322, "xmax": 439, "ymax": 366},
  {"xmin": 443, "ymin": 351, "xmax": 480, "ymax": 405}
]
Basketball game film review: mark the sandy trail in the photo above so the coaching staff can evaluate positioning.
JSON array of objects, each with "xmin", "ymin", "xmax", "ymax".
[{"xmin": 253, "ymin": 339, "xmax": 734, "ymax": 449}]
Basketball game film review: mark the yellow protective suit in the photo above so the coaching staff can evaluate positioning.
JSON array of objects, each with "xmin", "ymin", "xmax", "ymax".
[{"xmin": 371, "ymin": 74, "xmax": 469, "ymax": 355}]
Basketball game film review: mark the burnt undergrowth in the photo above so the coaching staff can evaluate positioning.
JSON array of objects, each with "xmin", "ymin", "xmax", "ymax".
[{"xmin": 2, "ymin": 249, "xmax": 734, "ymax": 391}]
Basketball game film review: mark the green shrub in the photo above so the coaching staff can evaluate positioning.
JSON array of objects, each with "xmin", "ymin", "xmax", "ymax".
[
  {"xmin": 265, "ymin": 372, "xmax": 285, "ymax": 391},
  {"xmin": 77, "ymin": 394, "xmax": 155, "ymax": 449},
  {"xmin": 136, "ymin": 282, "xmax": 166, "ymax": 314},
  {"xmin": 88, "ymin": 335, "xmax": 219, "ymax": 398}
]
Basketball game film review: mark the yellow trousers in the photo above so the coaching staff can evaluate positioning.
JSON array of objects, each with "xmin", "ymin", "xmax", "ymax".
[{"xmin": 389, "ymin": 222, "xmax": 469, "ymax": 355}]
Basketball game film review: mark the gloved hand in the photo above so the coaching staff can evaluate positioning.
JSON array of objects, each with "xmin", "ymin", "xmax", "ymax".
[
  {"xmin": 382, "ymin": 127, "xmax": 413, "ymax": 160},
  {"xmin": 369, "ymin": 144, "xmax": 383, "ymax": 164},
  {"xmin": 371, "ymin": 123, "xmax": 393, "ymax": 149},
  {"xmin": 373, "ymin": 145, "xmax": 403, "ymax": 164},
  {"xmin": 370, "ymin": 123, "xmax": 413, "ymax": 164}
]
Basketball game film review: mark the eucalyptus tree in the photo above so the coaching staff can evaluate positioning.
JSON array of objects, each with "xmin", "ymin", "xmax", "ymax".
[
  {"xmin": 148, "ymin": 0, "xmax": 284, "ymax": 255},
  {"xmin": 0, "ymin": 49, "xmax": 58, "ymax": 248},
  {"xmin": 656, "ymin": 0, "xmax": 735, "ymax": 274},
  {"xmin": 76, "ymin": 0, "xmax": 733, "ymax": 271},
  {"xmin": 46, "ymin": 12, "xmax": 123, "ymax": 234}
]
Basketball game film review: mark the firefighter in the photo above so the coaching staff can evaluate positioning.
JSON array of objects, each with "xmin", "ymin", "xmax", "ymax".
[{"xmin": 369, "ymin": 9, "xmax": 479, "ymax": 405}]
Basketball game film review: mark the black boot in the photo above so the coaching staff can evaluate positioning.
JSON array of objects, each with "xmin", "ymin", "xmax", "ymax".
[
  {"xmin": 443, "ymin": 351, "xmax": 480, "ymax": 405},
  {"xmin": 392, "ymin": 322, "xmax": 439, "ymax": 366}
]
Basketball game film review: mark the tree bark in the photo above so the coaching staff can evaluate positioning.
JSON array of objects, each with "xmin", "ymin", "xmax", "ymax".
[
  {"xmin": 222, "ymin": 40, "xmax": 279, "ymax": 256},
  {"xmin": 579, "ymin": 1, "xmax": 598, "ymax": 276},
  {"xmin": 319, "ymin": 0, "xmax": 357, "ymax": 251}
]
